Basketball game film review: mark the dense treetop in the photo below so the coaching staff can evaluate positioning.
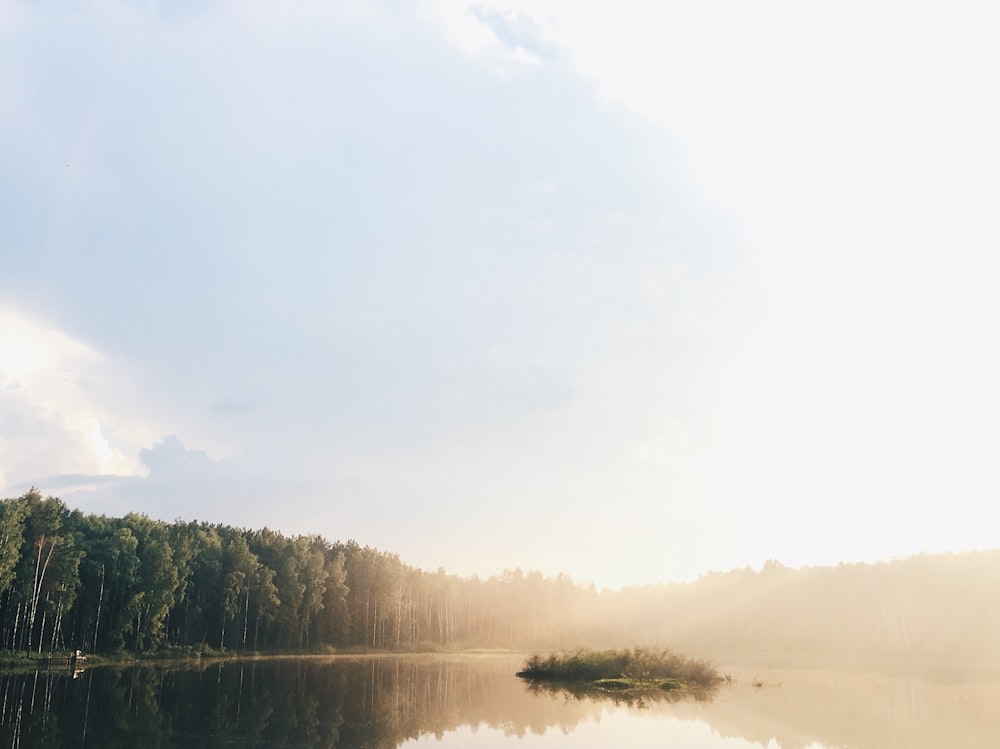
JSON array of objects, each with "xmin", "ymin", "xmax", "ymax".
[{"xmin": 1, "ymin": 489, "xmax": 997, "ymax": 660}]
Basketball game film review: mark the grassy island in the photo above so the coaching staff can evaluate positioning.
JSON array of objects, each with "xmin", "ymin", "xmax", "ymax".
[{"xmin": 516, "ymin": 647, "xmax": 722, "ymax": 695}]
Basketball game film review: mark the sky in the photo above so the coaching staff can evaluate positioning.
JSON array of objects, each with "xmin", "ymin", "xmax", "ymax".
[{"xmin": 2, "ymin": 0, "xmax": 999, "ymax": 589}]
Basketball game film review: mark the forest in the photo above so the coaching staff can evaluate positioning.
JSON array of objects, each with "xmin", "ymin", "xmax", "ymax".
[{"xmin": 1, "ymin": 489, "xmax": 998, "ymax": 661}]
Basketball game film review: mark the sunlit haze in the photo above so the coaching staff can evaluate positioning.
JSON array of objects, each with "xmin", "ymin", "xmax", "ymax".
[{"xmin": 2, "ymin": 0, "xmax": 998, "ymax": 588}]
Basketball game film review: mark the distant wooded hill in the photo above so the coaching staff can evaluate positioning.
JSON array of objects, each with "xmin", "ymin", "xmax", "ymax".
[
  {"xmin": 604, "ymin": 554, "xmax": 1000, "ymax": 662},
  {"xmin": 2, "ymin": 489, "xmax": 997, "ymax": 659}
]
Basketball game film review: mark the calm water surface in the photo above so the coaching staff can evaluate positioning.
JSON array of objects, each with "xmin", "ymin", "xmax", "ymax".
[{"xmin": 1, "ymin": 654, "xmax": 997, "ymax": 747}]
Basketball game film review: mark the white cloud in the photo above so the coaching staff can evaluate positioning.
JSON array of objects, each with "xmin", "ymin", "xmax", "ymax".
[
  {"xmin": 5, "ymin": 0, "xmax": 998, "ymax": 586},
  {"xmin": 437, "ymin": 1, "xmax": 997, "ymax": 271},
  {"xmin": 0, "ymin": 307, "xmax": 150, "ymax": 492},
  {"xmin": 431, "ymin": 1, "xmax": 1000, "ymax": 553},
  {"xmin": 427, "ymin": 0, "xmax": 555, "ymax": 68}
]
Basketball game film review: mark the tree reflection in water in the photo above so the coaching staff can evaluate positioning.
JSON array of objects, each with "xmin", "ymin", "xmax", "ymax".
[
  {"xmin": 1, "ymin": 655, "xmax": 999, "ymax": 748},
  {"xmin": 0, "ymin": 655, "xmax": 597, "ymax": 748}
]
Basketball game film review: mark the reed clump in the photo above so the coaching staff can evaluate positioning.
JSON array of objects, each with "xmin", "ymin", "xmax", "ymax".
[{"xmin": 516, "ymin": 647, "xmax": 722, "ymax": 691}]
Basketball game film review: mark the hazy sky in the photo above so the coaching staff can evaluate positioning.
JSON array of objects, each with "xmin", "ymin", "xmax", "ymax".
[{"xmin": 2, "ymin": 0, "xmax": 998, "ymax": 588}]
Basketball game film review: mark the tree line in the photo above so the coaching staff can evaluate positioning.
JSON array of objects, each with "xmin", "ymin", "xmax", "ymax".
[
  {"xmin": 2, "ymin": 489, "xmax": 998, "ymax": 659},
  {"xmin": 0, "ymin": 489, "xmax": 594, "ymax": 654}
]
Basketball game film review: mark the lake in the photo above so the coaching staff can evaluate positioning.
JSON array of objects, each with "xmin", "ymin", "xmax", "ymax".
[{"xmin": 0, "ymin": 653, "xmax": 997, "ymax": 747}]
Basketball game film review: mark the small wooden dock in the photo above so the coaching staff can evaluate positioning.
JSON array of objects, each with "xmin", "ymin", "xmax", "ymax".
[{"xmin": 41, "ymin": 650, "xmax": 88, "ymax": 670}]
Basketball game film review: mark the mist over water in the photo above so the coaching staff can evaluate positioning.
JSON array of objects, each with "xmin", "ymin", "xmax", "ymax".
[
  {"xmin": 3, "ymin": 6, "xmax": 1000, "ymax": 748},
  {"xmin": 1, "ymin": 655, "xmax": 997, "ymax": 748}
]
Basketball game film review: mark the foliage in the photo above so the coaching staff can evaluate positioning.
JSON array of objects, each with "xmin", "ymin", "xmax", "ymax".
[
  {"xmin": 516, "ymin": 647, "xmax": 722, "ymax": 689},
  {"xmin": 0, "ymin": 491, "xmax": 998, "ymax": 661}
]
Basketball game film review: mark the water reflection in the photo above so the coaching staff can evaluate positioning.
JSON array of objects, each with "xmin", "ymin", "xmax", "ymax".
[
  {"xmin": 521, "ymin": 676, "xmax": 720, "ymax": 709},
  {"xmin": 695, "ymin": 663, "xmax": 1000, "ymax": 749},
  {"xmin": 0, "ymin": 655, "xmax": 995, "ymax": 748}
]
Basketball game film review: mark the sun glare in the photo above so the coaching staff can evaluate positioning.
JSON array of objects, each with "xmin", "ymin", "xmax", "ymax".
[
  {"xmin": 0, "ymin": 311, "xmax": 74, "ymax": 383},
  {"xmin": 0, "ymin": 307, "xmax": 145, "ymax": 488}
]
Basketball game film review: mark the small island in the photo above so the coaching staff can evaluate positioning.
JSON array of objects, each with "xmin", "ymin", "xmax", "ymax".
[{"xmin": 516, "ymin": 647, "xmax": 723, "ymax": 698}]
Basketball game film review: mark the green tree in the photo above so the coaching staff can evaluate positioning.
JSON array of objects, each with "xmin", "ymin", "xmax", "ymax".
[
  {"xmin": 218, "ymin": 528, "xmax": 262, "ymax": 650},
  {"xmin": 318, "ymin": 549, "xmax": 350, "ymax": 647},
  {"xmin": 122, "ymin": 514, "xmax": 182, "ymax": 652},
  {"xmin": 0, "ymin": 497, "xmax": 27, "ymax": 595},
  {"xmin": 9, "ymin": 491, "xmax": 80, "ymax": 652},
  {"xmin": 173, "ymin": 522, "xmax": 223, "ymax": 648}
]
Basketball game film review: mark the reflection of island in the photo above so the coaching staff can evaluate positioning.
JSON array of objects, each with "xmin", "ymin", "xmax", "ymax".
[
  {"xmin": 0, "ymin": 655, "xmax": 997, "ymax": 748},
  {"xmin": 521, "ymin": 677, "xmax": 718, "ymax": 708}
]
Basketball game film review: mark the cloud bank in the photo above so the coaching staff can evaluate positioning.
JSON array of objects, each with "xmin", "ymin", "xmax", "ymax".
[{"xmin": 3, "ymin": 1, "xmax": 998, "ymax": 586}]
